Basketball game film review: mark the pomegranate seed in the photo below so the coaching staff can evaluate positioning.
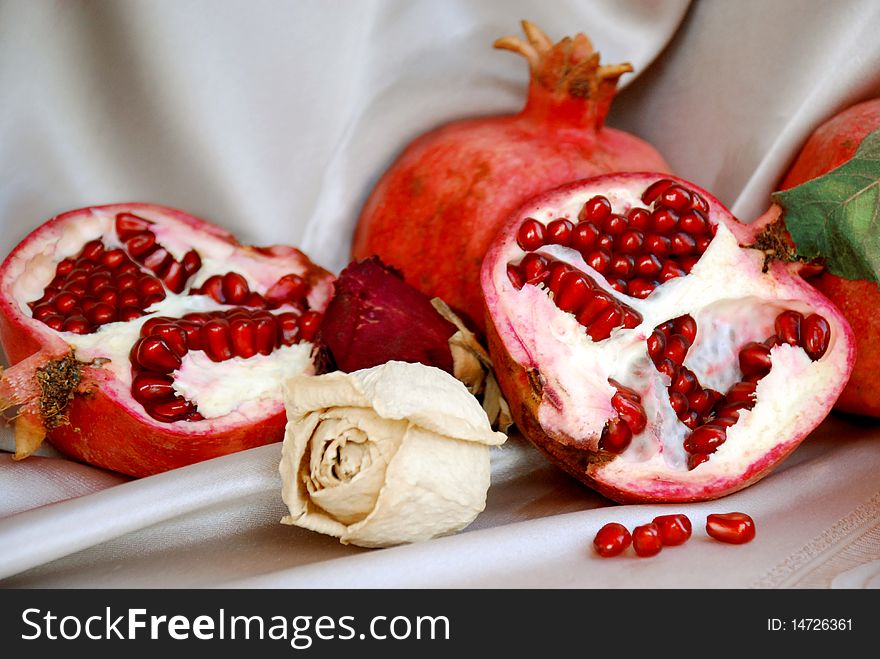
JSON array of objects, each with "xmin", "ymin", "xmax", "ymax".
[
  {"xmin": 775, "ymin": 310, "xmax": 803, "ymax": 346},
  {"xmin": 265, "ymin": 273, "xmax": 309, "ymax": 308},
  {"xmin": 516, "ymin": 218, "xmax": 546, "ymax": 251},
  {"xmin": 253, "ymin": 315, "xmax": 280, "ymax": 355},
  {"xmin": 602, "ymin": 214, "xmax": 628, "ymax": 237},
  {"xmin": 600, "ymin": 417, "xmax": 632, "ymax": 453},
  {"xmin": 632, "ymin": 523, "xmax": 663, "ymax": 557},
  {"xmin": 181, "ymin": 249, "xmax": 202, "ymax": 278},
  {"xmin": 221, "ymin": 272, "xmax": 250, "ymax": 305},
  {"xmin": 575, "ymin": 292, "xmax": 614, "ymax": 326},
  {"xmin": 726, "ymin": 381, "xmax": 757, "ymax": 407},
  {"xmin": 79, "ymin": 297, "xmax": 99, "ymax": 313},
  {"xmin": 664, "ymin": 335, "xmax": 690, "ymax": 364},
  {"xmin": 584, "ymin": 251, "xmax": 611, "ymax": 274},
  {"xmin": 739, "ymin": 341, "xmax": 772, "ymax": 377},
  {"xmin": 672, "ymin": 315, "xmax": 697, "ymax": 343},
  {"xmin": 608, "ymin": 278, "xmax": 628, "ymax": 294},
  {"xmin": 161, "ymin": 260, "xmax": 186, "ymax": 294},
  {"xmin": 277, "ymin": 312, "xmax": 301, "ymax": 345},
  {"xmin": 142, "ymin": 293, "xmax": 165, "ymax": 308},
  {"xmin": 117, "ymin": 262, "xmax": 141, "ymax": 276},
  {"xmin": 32, "ymin": 303, "xmax": 57, "ymax": 321},
  {"xmin": 115, "ymin": 212, "xmax": 152, "ymax": 240},
  {"xmin": 135, "ymin": 336, "xmax": 183, "ymax": 372},
  {"xmin": 671, "ymin": 367, "xmax": 697, "ymax": 394},
  {"xmin": 97, "ymin": 289, "xmax": 118, "ymax": 306},
  {"xmin": 647, "ymin": 330, "xmax": 666, "ymax": 361},
  {"xmin": 691, "ymin": 192, "xmax": 710, "ymax": 213},
  {"xmin": 125, "ymin": 232, "xmax": 157, "ymax": 257},
  {"xmin": 687, "ymin": 389, "xmax": 714, "ymax": 416},
  {"xmin": 546, "ymin": 262, "xmax": 572, "ymax": 293},
  {"xmin": 627, "ymin": 278, "xmax": 656, "ymax": 299},
  {"xmin": 609, "ymin": 254, "xmax": 634, "ymax": 279},
  {"xmin": 659, "ymin": 261, "xmax": 686, "ymax": 282},
  {"xmin": 229, "ymin": 318, "xmax": 258, "ymax": 359},
  {"xmin": 593, "ymin": 523, "xmax": 632, "ymax": 557},
  {"xmin": 671, "ymin": 232, "xmax": 697, "ymax": 255},
  {"xmin": 138, "ymin": 277, "xmax": 165, "ymax": 297},
  {"xmin": 706, "ymin": 512, "xmax": 756, "ymax": 544},
  {"xmin": 597, "ymin": 234, "xmax": 614, "ymax": 251},
  {"xmin": 679, "ymin": 210, "xmax": 709, "ymax": 235},
  {"xmin": 622, "ymin": 307, "xmax": 642, "ymax": 328},
  {"xmin": 659, "ymin": 185, "xmax": 692, "ymax": 212},
  {"xmin": 679, "ymin": 255, "xmax": 701, "ymax": 273},
  {"xmin": 626, "ymin": 207, "xmax": 652, "ymax": 230},
  {"xmin": 681, "ymin": 410, "xmax": 701, "ymax": 429},
  {"xmin": 150, "ymin": 397, "xmax": 196, "ymax": 423},
  {"xmin": 656, "ymin": 358, "xmax": 678, "ymax": 381},
  {"xmin": 587, "ymin": 306, "xmax": 624, "ymax": 342},
  {"xmin": 100, "ymin": 248, "xmax": 126, "ymax": 269},
  {"xmin": 143, "ymin": 247, "xmax": 173, "ymax": 274},
  {"xmin": 633, "ymin": 254, "xmax": 662, "ymax": 277},
  {"xmin": 176, "ymin": 320, "xmax": 203, "ymax": 350},
  {"xmin": 688, "ymin": 452, "xmax": 711, "ymax": 470},
  {"xmin": 117, "ymin": 273, "xmax": 138, "ymax": 290},
  {"xmin": 684, "ymin": 424, "xmax": 727, "ymax": 454},
  {"xmin": 197, "ymin": 275, "xmax": 224, "ymax": 302},
  {"xmin": 801, "ymin": 313, "xmax": 830, "ymax": 360},
  {"xmin": 572, "ymin": 223, "xmax": 600, "ymax": 252},
  {"xmin": 506, "ymin": 264, "xmax": 524, "ymax": 289},
  {"xmin": 669, "ymin": 391, "xmax": 688, "ymax": 414},
  {"xmin": 555, "ymin": 273, "xmax": 592, "ymax": 313},
  {"xmin": 80, "ymin": 239, "xmax": 105, "ymax": 261},
  {"xmin": 118, "ymin": 290, "xmax": 141, "ymax": 308},
  {"xmin": 695, "ymin": 235, "xmax": 713, "ymax": 252},
  {"xmin": 651, "ymin": 208, "xmax": 679, "ymax": 233},
  {"xmin": 201, "ymin": 319, "xmax": 234, "ymax": 361},
  {"xmin": 150, "ymin": 324, "xmax": 189, "ymax": 357},
  {"xmin": 87, "ymin": 272, "xmax": 114, "ymax": 295},
  {"xmin": 85, "ymin": 302, "xmax": 117, "ymax": 326},
  {"xmin": 43, "ymin": 315, "xmax": 65, "ymax": 331},
  {"xmin": 299, "ymin": 311, "xmax": 323, "ymax": 342},
  {"xmin": 653, "ymin": 514, "xmax": 692, "ymax": 546},
  {"xmin": 713, "ymin": 412, "xmax": 741, "ymax": 428},
  {"xmin": 546, "ymin": 219, "xmax": 574, "ymax": 246},
  {"xmin": 131, "ymin": 373, "xmax": 175, "ymax": 403},
  {"xmin": 641, "ymin": 179, "xmax": 675, "ymax": 205},
  {"xmin": 119, "ymin": 306, "xmax": 144, "ymax": 321},
  {"xmin": 579, "ymin": 196, "xmax": 612, "ymax": 222},
  {"xmin": 612, "ymin": 391, "xmax": 647, "ymax": 434},
  {"xmin": 616, "ymin": 230, "xmax": 645, "ymax": 254},
  {"xmin": 56, "ymin": 259, "xmax": 75, "ymax": 275},
  {"xmin": 644, "ymin": 234, "xmax": 671, "ymax": 257},
  {"xmin": 520, "ymin": 253, "xmax": 549, "ymax": 284}
]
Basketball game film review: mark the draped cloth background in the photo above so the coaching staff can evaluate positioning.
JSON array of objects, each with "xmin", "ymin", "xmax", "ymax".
[{"xmin": 1, "ymin": 0, "xmax": 879, "ymax": 588}]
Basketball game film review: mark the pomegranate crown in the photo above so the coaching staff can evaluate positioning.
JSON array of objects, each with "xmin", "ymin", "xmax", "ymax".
[{"xmin": 494, "ymin": 20, "xmax": 633, "ymax": 128}]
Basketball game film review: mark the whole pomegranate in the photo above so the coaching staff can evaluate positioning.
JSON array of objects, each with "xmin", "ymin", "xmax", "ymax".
[
  {"xmin": 779, "ymin": 98, "xmax": 880, "ymax": 417},
  {"xmin": 481, "ymin": 173, "xmax": 854, "ymax": 503},
  {"xmin": 0, "ymin": 204, "xmax": 334, "ymax": 476},
  {"xmin": 352, "ymin": 21, "xmax": 669, "ymax": 329}
]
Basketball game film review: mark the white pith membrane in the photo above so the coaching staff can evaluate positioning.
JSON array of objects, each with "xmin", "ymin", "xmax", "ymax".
[
  {"xmin": 5, "ymin": 206, "xmax": 322, "ymax": 424},
  {"xmin": 486, "ymin": 180, "xmax": 851, "ymax": 495}
]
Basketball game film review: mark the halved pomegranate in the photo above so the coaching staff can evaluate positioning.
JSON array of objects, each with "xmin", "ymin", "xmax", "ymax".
[
  {"xmin": 0, "ymin": 204, "xmax": 334, "ymax": 476},
  {"xmin": 481, "ymin": 174, "xmax": 854, "ymax": 503}
]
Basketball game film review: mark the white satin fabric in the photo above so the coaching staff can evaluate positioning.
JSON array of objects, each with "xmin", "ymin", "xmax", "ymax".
[{"xmin": 1, "ymin": 0, "xmax": 879, "ymax": 588}]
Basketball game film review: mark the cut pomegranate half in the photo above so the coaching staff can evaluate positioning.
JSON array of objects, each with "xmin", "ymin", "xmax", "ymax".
[
  {"xmin": 0, "ymin": 204, "xmax": 334, "ymax": 476},
  {"xmin": 481, "ymin": 173, "xmax": 854, "ymax": 503}
]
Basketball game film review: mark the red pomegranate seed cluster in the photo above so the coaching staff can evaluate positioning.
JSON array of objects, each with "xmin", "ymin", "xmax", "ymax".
[
  {"xmin": 116, "ymin": 212, "xmax": 201, "ymax": 293},
  {"xmin": 599, "ymin": 380, "xmax": 647, "ymax": 452},
  {"xmin": 28, "ymin": 238, "xmax": 168, "ymax": 334},
  {"xmin": 510, "ymin": 178, "xmax": 715, "ymax": 302},
  {"xmin": 191, "ymin": 272, "xmax": 309, "ymax": 310},
  {"xmin": 131, "ymin": 308, "xmax": 323, "ymax": 422},
  {"xmin": 507, "ymin": 257, "xmax": 642, "ymax": 341},
  {"xmin": 593, "ymin": 511, "xmax": 755, "ymax": 558},
  {"xmin": 643, "ymin": 311, "xmax": 831, "ymax": 469}
]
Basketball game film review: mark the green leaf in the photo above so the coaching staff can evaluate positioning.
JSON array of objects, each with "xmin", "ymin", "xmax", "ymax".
[{"xmin": 773, "ymin": 127, "xmax": 880, "ymax": 284}]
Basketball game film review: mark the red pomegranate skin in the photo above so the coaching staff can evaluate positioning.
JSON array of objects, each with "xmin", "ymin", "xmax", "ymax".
[
  {"xmin": 352, "ymin": 24, "xmax": 669, "ymax": 329},
  {"xmin": 780, "ymin": 99, "xmax": 880, "ymax": 416},
  {"xmin": 0, "ymin": 204, "xmax": 334, "ymax": 477}
]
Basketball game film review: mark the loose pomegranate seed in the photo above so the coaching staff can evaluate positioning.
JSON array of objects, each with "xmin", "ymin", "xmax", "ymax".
[
  {"xmin": 641, "ymin": 179, "xmax": 675, "ymax": 206},
  {"xmin": 652, "ymin": 514, "xmax": 692, "ymax": 546},
  {"xmin": 801, "ymin": 313, "xmax": 830, "ymax": 360},
  {"xmin": 516, "ymin": 218, "xmax": 545, "ymax": 251},
  {"xmin": 705, "ymin": 512, "xmax": 756, "ymax": 544},
  {"xmin": 546, "ymin": 219, "xmax": 574, "ymax": 246},
  {"xmin": 632, "ymin": 523, "xmax": 663, "ymax": 557},
  {"xmin": 579, "ymin": 195, "xmax": 612, "ymax": 222},
  {"xmin": 593, "ymin": 523, "xmax": 632, "ymax": 557}
]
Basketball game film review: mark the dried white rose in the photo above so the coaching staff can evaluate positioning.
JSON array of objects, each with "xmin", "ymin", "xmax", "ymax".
[{"xmin": 279, "ymin": 361, "xmax": 506, "ymax": 548}]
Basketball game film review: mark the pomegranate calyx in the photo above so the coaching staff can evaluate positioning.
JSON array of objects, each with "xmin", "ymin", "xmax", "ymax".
[{"xmin": 494, "ymin": 20, "xmax": 632, "ymax": 129}]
